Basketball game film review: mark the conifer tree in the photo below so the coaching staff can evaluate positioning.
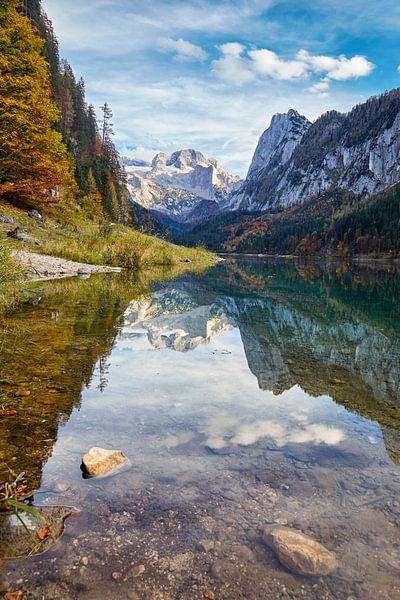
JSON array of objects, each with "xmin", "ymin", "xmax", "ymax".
[
  {"xmin": 85, "ymin": 168, "xmax": 104, "ymax": 219},
  {"xmin": 0, "ymin": 0, "xmax": 73, "ymax": 207},
  {"xmin": 100, "ymin": 103, "xmax": 114, "ymax": 148}
]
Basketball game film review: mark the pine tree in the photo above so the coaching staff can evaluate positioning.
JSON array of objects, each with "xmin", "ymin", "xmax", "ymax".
[
  {"xmin": 99, "ymin": 103, "xmax": 114, "ymax": 148},
  {"xmin": 0, "ymin": 0, "xmax": 73, "ymax": 207},
  {"xmin": 84, "ymin": 168, "xmax": 104, "ymax": 219}
]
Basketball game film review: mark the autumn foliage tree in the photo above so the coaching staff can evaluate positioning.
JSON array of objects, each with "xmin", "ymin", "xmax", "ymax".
[{"xmin": 0, "ymin": 0, "xmax": 73, "ymax": 207}]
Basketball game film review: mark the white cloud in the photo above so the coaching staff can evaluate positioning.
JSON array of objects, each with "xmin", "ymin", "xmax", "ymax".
[
  {"xmin": 310, "ymin": 81, "xmax": 330, "ymax": 91},
  {"xmin": 211, "ymin": 43, "xmax": 255, "ymax": 85},
  {"xmin": 249, "ymin": 49, "xmax": 308, "ymax": 80},
  {"xmin": 212, "ymin": 45, "xmax": 375, "ymax": 87},
  {"xmin": 308, "ymin": 80, "xmax": 331, "ymax": 95},
  {"xmin": 158, "ymin": 38, "xmax": 207, "ymax": 62},
  {"xmin": 120, "ymin": 146, "xmax": 159, "ymax": 162},
  {"xmin": 298, "ymin": 49, "xmax": 375, "ymax": 80}
]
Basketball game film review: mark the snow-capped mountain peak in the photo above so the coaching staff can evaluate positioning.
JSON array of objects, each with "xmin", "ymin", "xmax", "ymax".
[{"xmin": 125, "ymin": 149, "xmax": 241, "ymax": 227}]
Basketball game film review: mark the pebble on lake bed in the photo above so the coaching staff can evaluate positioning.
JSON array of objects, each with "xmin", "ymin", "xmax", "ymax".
[
  {"xmin": 132, "ymin": 564, "xmax": 145, "ymax": 578},
  {"xmin": 263, "ymin": 526, "xmax": 338, "ymax": 576},
  {"xmin": 81, "ymin": 447, "xmax": 129, "ymax": 477}
]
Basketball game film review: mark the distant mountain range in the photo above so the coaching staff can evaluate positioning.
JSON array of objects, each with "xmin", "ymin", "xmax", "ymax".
[
  {"xmin": 125, "ymin": 88, "xmax": 400, "ymax": 256},
  {"xmin": 124, "ymin": 149, "xmax": 240, "ymax": 229}
]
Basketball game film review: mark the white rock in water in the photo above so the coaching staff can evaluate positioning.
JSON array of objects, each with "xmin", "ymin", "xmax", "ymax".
[
  {"xmin": 263, "ymin": 526, "xmax": 338, "ymax": 576},
  {"xmin": 82, "ymin": 447, "xmax": 129, "ymax": 477}
]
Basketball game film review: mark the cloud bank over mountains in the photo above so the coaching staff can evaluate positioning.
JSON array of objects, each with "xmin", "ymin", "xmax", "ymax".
[
  {"xmin": 212, "ymin": 44, "xmax": 374, "ymax": 90},
  {"xmin": 43, "ymin": 0, "xmax": 400, "ymax": 176}
]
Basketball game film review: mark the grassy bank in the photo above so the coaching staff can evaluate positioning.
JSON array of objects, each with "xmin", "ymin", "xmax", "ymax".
[
  {"xmin": 41, "ymin": 223, "xmax": 214, "ymax": 271},
  {"xmin": 0, "ymin": 202, "xmax": 215, "ymax": 313},
  {"xmin": 0, "ymin": 202, "xmax": 214, "ymax": 270},
  {"xmin": 0, "ymin": 239, "xmax": 25, "ymax": 313}
]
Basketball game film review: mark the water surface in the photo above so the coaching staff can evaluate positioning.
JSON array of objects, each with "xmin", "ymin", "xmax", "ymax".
[{"xmin": 1, "ymin": 258, "xmax": 400, "ymax": 599}]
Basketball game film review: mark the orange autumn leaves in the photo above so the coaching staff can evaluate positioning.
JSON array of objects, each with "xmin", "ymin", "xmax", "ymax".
[{"xmin": 0, "ymin": 0, "xmax": 74, "ymax": 207}]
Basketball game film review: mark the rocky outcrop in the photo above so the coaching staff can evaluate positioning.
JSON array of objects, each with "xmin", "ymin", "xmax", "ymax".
[
  {"xmin": 263, "ymin": 526, "xmax": 338, "ymax": 576},
  {"xmin": 14, "ymin": 250, "xmax": 121, "ymax": 282},
  {"xmin": 236, "ymin": 89, "xmax": 400, "ymax": 211},
  {"xmin": 247, "ymin": 109, "xmax": 310, "ymax": 177}
]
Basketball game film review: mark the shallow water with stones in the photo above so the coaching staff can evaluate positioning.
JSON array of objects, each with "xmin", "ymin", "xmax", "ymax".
[{"xmin": 1, "ymin": 257, "xmax": 400, "ymax": 599}]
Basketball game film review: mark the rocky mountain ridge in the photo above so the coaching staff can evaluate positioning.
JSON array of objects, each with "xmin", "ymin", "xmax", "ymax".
[
  {"xmin": 247, "ymin": 109, "xmax": 311, "ymax": 178},
  {"xmin": 125, "ymin": 149, "xmax": 241, "ymax": 226},
  {"xmin": 125, "ymin": 89, "xmax": 400, "ymax": 256},
  {"xmin": 235, "ymin": 89, "xmax": 400, "ymax": 211}
]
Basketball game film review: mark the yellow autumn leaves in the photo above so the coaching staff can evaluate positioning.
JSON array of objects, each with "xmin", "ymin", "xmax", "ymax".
[{"xmin": 0, "ymin": 0, "xmax": 74, "ymax": 207}]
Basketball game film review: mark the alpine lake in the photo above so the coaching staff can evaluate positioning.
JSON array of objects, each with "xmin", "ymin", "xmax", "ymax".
[{"xmin": 1, "ymin": 256, "xmax": 400, "ymax": 600}]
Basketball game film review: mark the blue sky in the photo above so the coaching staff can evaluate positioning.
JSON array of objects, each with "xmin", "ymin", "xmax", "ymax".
[{"xmin": 42, "ymin": 0, "xmax": 400, "ymax": 176}]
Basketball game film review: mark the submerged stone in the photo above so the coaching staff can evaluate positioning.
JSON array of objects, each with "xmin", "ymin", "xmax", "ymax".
[
  {"xmin": 198, "ymin": 539, "xmax": 215, "ymax": 553},
  {"xmin": 263, "ymin": 526, "xmax": 338, "ymax": 576},
  {"xmin": 132, "ymin": 564, "xmax": 145, "ymax": 578},
  {"xmin": 82, "ymin": 447, "xmax": 129, "ymax": 477}
]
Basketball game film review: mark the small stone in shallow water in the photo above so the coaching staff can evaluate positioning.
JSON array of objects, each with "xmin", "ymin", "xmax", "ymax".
[
  {"xmin": 210, "ymin": 560, "xmax": 236, "ymax": 582},
  {"xmin": 4, "ymin": 592, "xmax": 24, "ymax": 600},
  {"xmin": 263, "ymin": 526, "xmax": 338, "ymax": 576},
  {"xmin": 82, "ymin": 447, "xmax": 129, "ymax": 477},
  {"xmin": 55, "ymin": 482, "xmax": 70, "ymax": 492},
  {"xmin": 198, "ymin": 539, "xmax": 215, "ymax": 553},
  {"xmin": 132, "ymin": 564, "xmax": 145, "ymax": 578}
]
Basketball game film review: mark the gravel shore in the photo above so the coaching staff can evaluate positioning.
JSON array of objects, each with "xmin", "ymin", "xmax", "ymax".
[{"xmin": 13, "ymin": 250, "xmax": 122, "ymax": 281}]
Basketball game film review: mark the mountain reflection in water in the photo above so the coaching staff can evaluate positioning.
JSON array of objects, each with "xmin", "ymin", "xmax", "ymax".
[
  {"xmin": 123, "ymin": 258, "xmax": 400, "ymax": 462},
  {"xmin": 1, "ymin": 258, "xmax": 400, "ymax": 600}
]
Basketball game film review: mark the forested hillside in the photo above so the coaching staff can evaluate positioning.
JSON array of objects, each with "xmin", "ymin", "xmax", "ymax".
[
  {"xmin": 177, "ymin": 183, "xmax": 400, "ymax": 256},
  {"xmin": 126, "ymin": 87, "xmax": 400, "ymax": 258},
  {"xmin": 0, "ymin": 0, "xmax": 130, "ymax": 221}
]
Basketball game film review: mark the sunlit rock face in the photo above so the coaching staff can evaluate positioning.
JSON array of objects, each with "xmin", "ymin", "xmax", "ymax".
[
  {"xmin": 247, "ymin": 110, "xmax": 311, "ymax": 177},
  {"xmin": 234, "ymin": 91, "xmax": 400, "ymax": 212},
  {"xmin": 124, "ymin": 149, "xmax": 241, "ymax": 225}
]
